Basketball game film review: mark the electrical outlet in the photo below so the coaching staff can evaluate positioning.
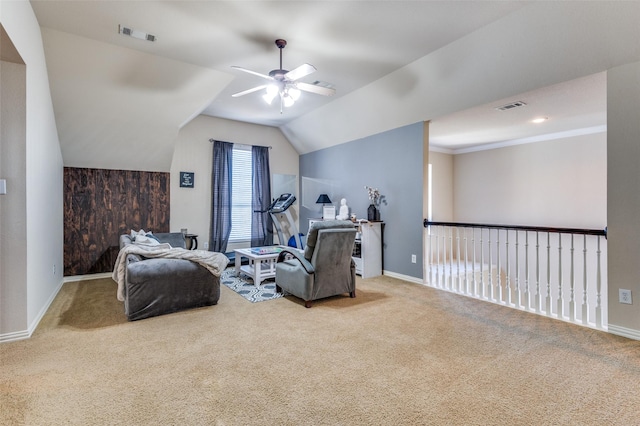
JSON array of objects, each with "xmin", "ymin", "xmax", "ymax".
[
  {"xmin": 53, "ymin": 264, "xmax": 56, "ymax": 276},
  {"xmin": 204, "ymin": 242, "xmax": 209, "ymax": 250},
  {"xmin": 411, "ymin": 254, "xmax": 417, "ymax": 264},
  {"xmin": 619, "ymin": 289, "xmax": 633, "ymax": 304}
]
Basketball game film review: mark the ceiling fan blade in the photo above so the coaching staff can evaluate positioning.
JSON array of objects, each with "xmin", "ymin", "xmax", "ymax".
[
  {"xmin": 231, "ymin": 66, "xmax": 274, "ymax": 81},
  {"xmin": 231, "ymin": 85, "xmax": 268, "ymax": 97},
  {"xmin": 296, "ymin": 82, "xmax": 336, "ymax": 96},
  {"xmin": 284, "ymin": 63, "xmax": 316, "ymax": 81}
]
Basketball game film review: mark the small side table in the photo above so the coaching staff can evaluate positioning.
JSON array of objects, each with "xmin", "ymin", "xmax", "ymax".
[
  {"xmin": 234, "ymin": 247, "xmax": 283, "ymax": 286},
  {"xmin": 185, "ymin": 234, "xmax": 198, "ymax": 250}
]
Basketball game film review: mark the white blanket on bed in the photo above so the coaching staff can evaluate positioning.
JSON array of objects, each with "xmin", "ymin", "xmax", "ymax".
[{"xmin": 112, "ymin": 244, "xmax": 229, "ymax": 301}]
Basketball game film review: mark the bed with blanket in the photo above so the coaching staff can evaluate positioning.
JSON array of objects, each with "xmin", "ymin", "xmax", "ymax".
[{"xmin": 112, "ymin": 231, "xmax": 229, "ymax": 321}]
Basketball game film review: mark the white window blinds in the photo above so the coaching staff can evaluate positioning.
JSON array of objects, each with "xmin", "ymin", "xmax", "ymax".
[{"xmin": 229, "ymin": 147, "xmax": 252, "ymax": 242}]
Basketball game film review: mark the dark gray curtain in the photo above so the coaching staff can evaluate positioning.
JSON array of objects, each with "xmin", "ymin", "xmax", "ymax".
[
  {"xmin": 251, "ymin": 145, "xmax": 273, "ymax": 247},
  {"xmin": 210, "ymin": 141, "xmax": 233, "ymax": 253}
]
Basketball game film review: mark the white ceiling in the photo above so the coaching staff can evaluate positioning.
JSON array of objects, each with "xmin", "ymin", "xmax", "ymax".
[
  {"xmin": 30, "ymin": 0, "xmax": 527, "ymax": 127},
  {"xmin": 27, "ymin": 1, "xmax": 615, "ymax": 167},
  {"xmin": 429, "ymin": 72, "xmax": 607, "ymax": 152}
]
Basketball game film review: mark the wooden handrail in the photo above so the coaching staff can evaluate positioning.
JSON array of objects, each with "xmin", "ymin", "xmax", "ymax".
[{"xmin": 423, "ymin": 220, "xmax": 607, "ymax": 238}]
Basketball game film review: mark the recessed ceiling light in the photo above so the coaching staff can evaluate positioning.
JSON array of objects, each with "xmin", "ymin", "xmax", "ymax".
[{"xmin": 532, "ymin": 117, "xmax": 548, "ymax": 124}]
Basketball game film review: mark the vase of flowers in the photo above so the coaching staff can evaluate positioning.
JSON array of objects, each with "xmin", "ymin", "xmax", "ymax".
[{"xmin": 365, "ymin": 186, "xmax": 381, "ymax": 221}]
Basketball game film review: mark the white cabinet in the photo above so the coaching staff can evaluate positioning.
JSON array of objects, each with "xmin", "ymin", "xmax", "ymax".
[
  {"xmin": 353, "ymin": 221, "xmax": 383, "ymax": 278},
  {"xmin": 308, "ymin": 219, "xmax": 383, "ymax": 278}
]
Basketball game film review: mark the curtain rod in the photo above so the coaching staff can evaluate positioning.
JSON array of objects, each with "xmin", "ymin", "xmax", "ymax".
[{"xmin": 208, "ymin": 139, "xmax": 272, "ymax": 149}]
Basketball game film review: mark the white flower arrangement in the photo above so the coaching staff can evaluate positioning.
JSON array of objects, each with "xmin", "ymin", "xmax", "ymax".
[{"xmin": 364, "ymin": 186, "xmax": 381, "ymax": 206}]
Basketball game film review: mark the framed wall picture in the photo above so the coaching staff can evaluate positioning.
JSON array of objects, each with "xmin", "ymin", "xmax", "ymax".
[
  {"xmin": 322, "ymin": 205, "xmax": 336, "ymax": 220},
  {"xmin": 180, "ymin": 172, "xmax": 194, "ymax": 188}
]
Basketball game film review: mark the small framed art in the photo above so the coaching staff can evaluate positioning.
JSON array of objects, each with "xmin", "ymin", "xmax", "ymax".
[{"xmin": 180, "ymin": 172, "xmax": 194, "ymax": 188}]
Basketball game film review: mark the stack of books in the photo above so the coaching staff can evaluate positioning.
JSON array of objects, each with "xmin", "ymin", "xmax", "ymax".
[{"xmin": 250, "ymin": 247, "xmax": 283, "ymax": 255}]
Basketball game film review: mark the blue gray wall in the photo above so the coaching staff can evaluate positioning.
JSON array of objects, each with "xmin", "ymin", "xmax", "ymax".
[{"xmin": 299, "ymin": 122, "xmax": 423, "ymax": 279}]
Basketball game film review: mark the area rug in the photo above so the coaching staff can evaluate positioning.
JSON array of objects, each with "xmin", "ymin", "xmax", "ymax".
[{"xmin": 220, "ymin": 268, "xmax": 285, "ymax": 303}]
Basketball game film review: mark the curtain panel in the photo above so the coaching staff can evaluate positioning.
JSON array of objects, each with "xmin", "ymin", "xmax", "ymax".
[
  {"xmin": 210, "ymin": 141, "xmax": 233, "ymax": 253},
  {"xmin": 251, "ymin": 145, "xmax": 273, "ymax": 247}
]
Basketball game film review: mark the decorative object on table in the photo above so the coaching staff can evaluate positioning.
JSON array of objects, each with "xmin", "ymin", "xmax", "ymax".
[
  {"xmin": 336, "ymin": 198, "xmax": 350, "ymax": 220},
  {"xmin": 316, "ymin": 193, "xmax": 335, "ymax": 219},
  {"xmin": 323, "ymin": 205, "xmax": 336, "ymax": 220},
  {"xmin": 365, "ymin": 186, "xmax": 381, "ymax": 221},
  {"xmin": 350, "ymin": 213, "xmax": 357, "ymax": 222},
  {"xmin": 179, "ymin": 172, "xmax": 194, "ymax": 188}
]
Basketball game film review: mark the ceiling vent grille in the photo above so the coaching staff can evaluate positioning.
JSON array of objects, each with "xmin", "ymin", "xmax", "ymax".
[
  {"xmin": 118, "ymin": 25, "xmax": 156, "ymax": 42},
  {"xmin": 312, "ymin": 80, "xmax": 335, "ymax": 89},
  {"xmin": 495, "ymin": 101, "xmax": 527, "ymax": 111}
]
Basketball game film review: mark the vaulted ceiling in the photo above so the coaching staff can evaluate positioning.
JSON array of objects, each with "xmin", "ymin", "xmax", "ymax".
[{"xmin": 29, "ymin": 1, "xmax": 638, "ymax": 171}]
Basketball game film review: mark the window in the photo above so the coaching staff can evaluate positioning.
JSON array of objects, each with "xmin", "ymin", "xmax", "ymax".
[{"xmin": 229, "ymin": 147, "xmax": 252, "ymax": 242}]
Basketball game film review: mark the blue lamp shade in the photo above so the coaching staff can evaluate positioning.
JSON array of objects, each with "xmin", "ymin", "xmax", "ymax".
[{"xmin": 316, "ymin": 194, "xmax": 332, "ymax": 204}]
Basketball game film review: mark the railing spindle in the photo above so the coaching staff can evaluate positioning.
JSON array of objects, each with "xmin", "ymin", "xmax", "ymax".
[
  {"xmin": 464, "ymin": 228, "xmax": 469, "ymax": 294},
  {"xmin": 525, "ymin": 231, "xmax": 530, "ymax": 310},
  {"xmin": 434, "ymin": 227, "xmax": 440, "ymax": 287},
  {"xmin": 447, "ymin": 227, "xmax": 455, "ymax": 290},
  {"xmin": 497, "ymin": 229, "xmax": 502, "ymax": 303},
  {"xmin": 472, "ymin": 229, "xmax": 477, "ymax": 297},
  {"xmin": 570, "ymin": 234, "xmax": 576, "ymax": 321},
  {"xmin": 480, "ymin": 229, "xmax": 485, "ymax": 299},
  {"xmin": 515, "ymin": 231, "xmax": 521, "ymax": 308},
  {"xmin": 546, "ymin": 232, "xmax": 551, "ymax": 316},
  {"xmin": 582, "ymin": 234, "xmax": 588, "ymax": 325},
  {"xmin": 506, "ymin": 230, "xmax": 512, "ymax": 306},
  {"xmin": 557, "ymin": 234, "xmax": 564, "ymax": 319},
  {"xmin": 456, "ymin": 227, "xmax": 461, "ymax": 293},
  {"xmin": 488, "ymin": 229, "xmax": 494, "ymax": 301},
  {"xmin": 535, "ymin": 232, "xmax": 541, "ymax": 313},
  {"xmin": 596, "ymin": 236, "xmax": 603, "ymax": 328}
]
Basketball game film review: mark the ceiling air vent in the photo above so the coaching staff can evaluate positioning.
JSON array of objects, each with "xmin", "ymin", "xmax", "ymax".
[
  {"xmin": 312, "ymin": 81, "xmax": 335, "ymax": 89},
  {"xmin": 495, "ymin": 101, "xmax": 527, "ymax": 111},
  {"xmin": 118, "ymin": 25, "xmax": 156, "ymax": 42}
]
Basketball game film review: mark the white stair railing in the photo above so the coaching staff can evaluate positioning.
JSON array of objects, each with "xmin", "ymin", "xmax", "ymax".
[{"xmin": 424, "ymin": 221, "xmax": 608, "ymax": 330}]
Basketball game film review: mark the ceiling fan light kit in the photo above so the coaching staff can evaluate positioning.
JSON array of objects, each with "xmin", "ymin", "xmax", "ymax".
[{"xmin": 232, "ymin": 39, "xmax": 335, "ymax": 113}]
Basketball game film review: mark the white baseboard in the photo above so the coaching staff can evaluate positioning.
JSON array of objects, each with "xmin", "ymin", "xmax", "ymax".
[
  {"xmin": 382, "ymin": 270, "xmax": 424, "ymax": 285},
  {"xmin": 63, "ymin": 272, "xmax": 112, "ymax": 282},
  {"xmin": 0, "ymin": 277, "xmax": 65, "ymax": 344},
  {"xmin": 0, "ymin": 329, "xmax": 31, "ymax": 343},
  {"xmin": 607, "ymin": 324, "xmax": 640, "ymax": 341}
]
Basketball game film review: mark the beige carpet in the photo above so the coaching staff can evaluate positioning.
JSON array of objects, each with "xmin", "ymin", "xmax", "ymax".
[{"xmin": 2, "ymin": 273, "xmax": 640, "ymax": 425}]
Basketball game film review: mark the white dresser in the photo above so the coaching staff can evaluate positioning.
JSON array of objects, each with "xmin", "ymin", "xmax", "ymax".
[
  {"xmin": 309, "ymin": 219, "xmax": 383, "ymax": 278},
  {"xmin": 353, "ymin": 221, "xmax": 383, "ymax": 278}
]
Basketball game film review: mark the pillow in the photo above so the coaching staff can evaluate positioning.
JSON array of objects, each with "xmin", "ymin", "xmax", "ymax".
[
  {"xmin": 130, "ymin": 229, "xmax": 161, "ymax": 244},
  {"xmin": 304, "ymin": 220, "xmax": 355, "ymax": 260},
  {"xmin": 131, "ymin": 229, "xmax": 146, "ymax": 238},
  {"xmin": 132, "ymin": 234, "xmax": 160, "ymax": 246}
]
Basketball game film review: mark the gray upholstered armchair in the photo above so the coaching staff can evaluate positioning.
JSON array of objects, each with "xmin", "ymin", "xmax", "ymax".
[{"xmin": 275, "ymin": 220, "xmax": 357, "ymax": 308}]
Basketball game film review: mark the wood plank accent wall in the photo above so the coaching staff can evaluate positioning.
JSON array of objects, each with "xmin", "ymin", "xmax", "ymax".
[{"xmin": 63, "ymin": 167, "xmax": 170, "ymax": 276}]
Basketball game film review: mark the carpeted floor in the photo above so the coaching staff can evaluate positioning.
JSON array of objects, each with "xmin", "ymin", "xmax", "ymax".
[{"xmin": 2, "ymin": 274, "xmax": 640, "ymax": 425}]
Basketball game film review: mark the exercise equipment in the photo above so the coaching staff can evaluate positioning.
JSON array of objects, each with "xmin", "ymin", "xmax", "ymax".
[{"xmin": 268, "ymin": 193, "xmax": 303, "ymax": 249}]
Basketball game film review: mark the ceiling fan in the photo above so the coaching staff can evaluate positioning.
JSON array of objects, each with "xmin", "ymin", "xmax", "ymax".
[{"xmin": 231, "ymin": 39, "xmax": 335, "ymax": 113}]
